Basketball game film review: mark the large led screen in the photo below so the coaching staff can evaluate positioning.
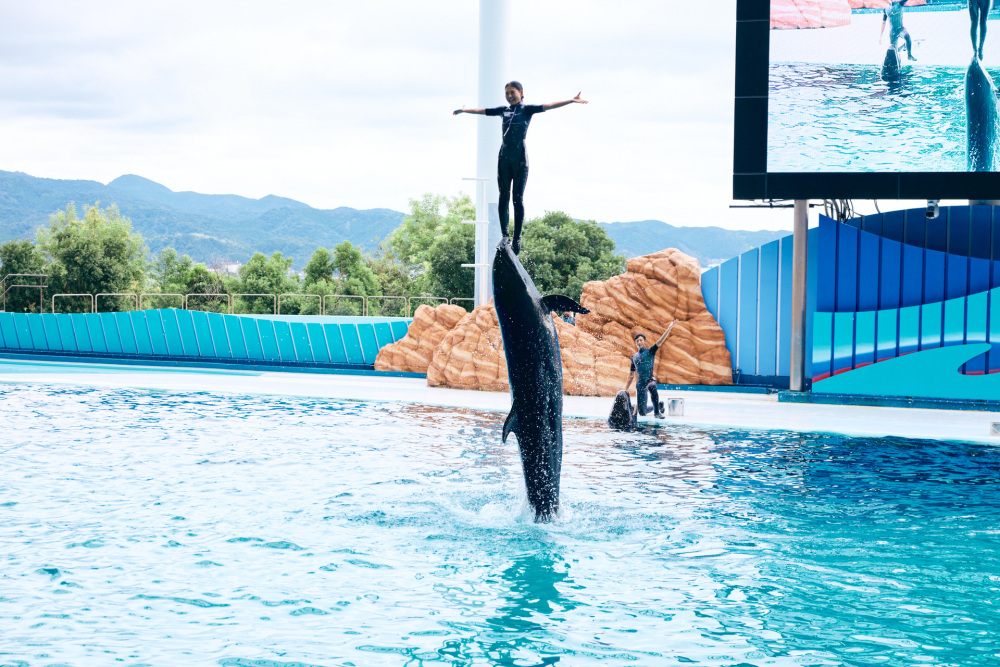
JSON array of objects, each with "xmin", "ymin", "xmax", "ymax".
[{"xmin": 734, "ymin": 0, "xmax": 1000, "ymax": 199}]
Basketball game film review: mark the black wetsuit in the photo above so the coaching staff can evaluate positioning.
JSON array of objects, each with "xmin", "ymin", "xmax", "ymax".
[
  {"xmin": 630, "ymin": 344, "xmax": 663, "ymax": 417},
  {"xmin": 884, "ymin": 1, "xmax": 916, "ymax": 61},
  {"xmin": 970, "ymin": 0, "xmax": 992, "ymax": 60},
  {"xmin": 485, "ymin": 103, "xmax": 545, "ymax": 249}
]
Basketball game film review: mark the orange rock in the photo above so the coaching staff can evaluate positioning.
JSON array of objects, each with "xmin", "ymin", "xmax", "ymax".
[
  {"xmin": 374, "ymin": 303, "xmax": 467, "ymax": 373},
  {"xmin": 771, "ymin": 0, "xmax": 851, "ymax": 29}
]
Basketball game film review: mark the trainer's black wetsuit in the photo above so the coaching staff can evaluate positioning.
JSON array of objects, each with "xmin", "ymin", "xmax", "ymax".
[
  {"xmin": 485, "ymin": 103, "xmax": 545, "ymax": 250},
  {"xmin": 884, "ymin": 1, "xmax": 916, "ymax": 61},
  {"xmin": 630, "ymin": 344, "xmax": 663, "ymax": 417}
]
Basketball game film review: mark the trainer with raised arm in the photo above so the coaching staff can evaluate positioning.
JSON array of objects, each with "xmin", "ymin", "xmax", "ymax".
[
  {"xmin": 879, "ymin": 0, "xmax": 917, "ymax": 62},
  {"xmin": 623, "ymin": 322, "xmax": 676, "ymax": 419},
  {"xmin": 453, "ymin": 82, "xmax": 587, "ymax": 255}
]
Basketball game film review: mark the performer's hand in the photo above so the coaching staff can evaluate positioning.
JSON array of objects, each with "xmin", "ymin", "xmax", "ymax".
[
  {"xmin": 573, "ymin": 92, "xmax": 589, "ymax": 104},
  {"xmin": 453, "ymin": 108, "xmax": 463, "ymax": 115}
]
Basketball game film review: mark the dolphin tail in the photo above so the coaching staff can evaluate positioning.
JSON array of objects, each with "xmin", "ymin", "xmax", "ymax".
[
  {"xmin": 541, "ymin": 294, "xmax": 589, "ymax": 315},
  {"xmin": 502, "ymin": 408, "xmax": 518, "ymax": 443}
]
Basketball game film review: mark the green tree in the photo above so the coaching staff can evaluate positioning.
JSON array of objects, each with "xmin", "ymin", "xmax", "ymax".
[
  {"xmin": 518, "ymin": 211, "xmax": 626, "ymax": 301},
  {"xmin": 234, "ymin": 251, "xmax": 298, "ymax": 314},
  {"xmin": 425, "ymin": 224, "xmax": 474, "ymax": 299},
  {"xmin": 303, "ymin": 247, "xmax": 335, "ymax": 287},
  {"xmin": 37, "ymin": 203, "xmax": 148, "ymax": 312},
  {"xmin": 0, "ymin": 238, "xmax": 48, "ymax": 313}
]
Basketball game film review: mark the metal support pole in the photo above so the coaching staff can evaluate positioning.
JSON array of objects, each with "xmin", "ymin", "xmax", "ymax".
[
  {"xmin": 789, "ymin": 200, "xmax": 809, "ymax": 392},
  {"xmin": 461, "ymin": 177, "xmax": 491, "ymax": 308}
]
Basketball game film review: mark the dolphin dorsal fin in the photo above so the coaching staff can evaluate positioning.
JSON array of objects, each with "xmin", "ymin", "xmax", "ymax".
[
  {"xmin": 541, "ymin": 294, "xmax": 589, "ymax": 315},
  {"xmin": 502, "ymin": 408, "xmax": 518, "ymax": 443}
]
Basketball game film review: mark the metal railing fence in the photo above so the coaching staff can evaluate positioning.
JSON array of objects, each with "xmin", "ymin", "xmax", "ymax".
[
  {"xmin": 1, "ymin": 274, "xmax": 48, "ymax": 313},
  {"xmin": 52, "ymin": 293, "xmax": 95, "ymax": 314},
  {"xmin": 95, "ymin": 293, "xmax": 139, "ymax": 313}
]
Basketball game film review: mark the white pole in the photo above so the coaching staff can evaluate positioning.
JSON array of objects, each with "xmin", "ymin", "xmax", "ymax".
[
  {"xmin": 475, "ymin": 0, "xmax": 511, "ymax": 305},
  {"xmin": 789, "ymin": 200, "xmax": 809, "ymax": 392}
]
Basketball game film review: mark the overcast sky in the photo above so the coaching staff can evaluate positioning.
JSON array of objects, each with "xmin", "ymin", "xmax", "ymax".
[{"xmin": 0, "ymin": 1, "xmax": 802, "ymax": 231}]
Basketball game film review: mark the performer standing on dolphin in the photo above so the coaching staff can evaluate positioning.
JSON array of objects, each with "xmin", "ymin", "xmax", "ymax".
[
  {"xmin": 970, "ymin": 0, "xmax": 993, "ymax": 61},
  {"xmin": 623, "ymin": 323, "xmax": 676, "ymax": 420},
  {"xmin": 879, "ymin": 0, "xmax": 918, "ymax": 62},
  {"xmin": 454, "ymin": 83, "xmax": 588, "ymax": 254}
]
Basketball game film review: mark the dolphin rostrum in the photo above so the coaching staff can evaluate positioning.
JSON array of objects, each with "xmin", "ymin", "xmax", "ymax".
[
  {"xmin": 492, "ymin": 239, "xmax": 589, "ymax": 522},
  {"xmin": 966, "ymin": 56, "xmax": 1000, "ymax": 172}
]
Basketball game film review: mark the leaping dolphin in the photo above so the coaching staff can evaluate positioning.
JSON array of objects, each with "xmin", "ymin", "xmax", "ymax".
[
  {"xmin": 492, "ymin": 239, "xmax": 589, "ymax": 522},
  {"xmin": 966, "ymin": 56, "xmax": 1000, "ymax": 172}
]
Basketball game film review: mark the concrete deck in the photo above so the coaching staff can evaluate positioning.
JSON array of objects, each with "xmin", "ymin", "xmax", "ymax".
[{"xmin": 1, "ymin": 358, "xmax": 997, "ymax": 445}]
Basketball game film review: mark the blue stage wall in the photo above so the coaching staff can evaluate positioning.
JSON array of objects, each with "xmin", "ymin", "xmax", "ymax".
[{"xmin": 0, "ymin": 309, "xmax": 411, "ymax": 369}]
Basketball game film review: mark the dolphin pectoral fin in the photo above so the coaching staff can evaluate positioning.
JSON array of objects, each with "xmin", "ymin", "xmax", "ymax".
[
  {"xmin": 541, "ymin": 294, "xmax": 589, "ymax": 315},
  {"xmin": 502, "ymin": 408, "xmax": 518, "ymax": 443}
]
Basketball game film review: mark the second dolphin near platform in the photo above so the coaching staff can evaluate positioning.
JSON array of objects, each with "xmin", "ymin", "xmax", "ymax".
[
  {"xmin": 492, "ymin": 238, "xmax": 589, "ymax": 522},
  {"xmin": 966, "ymin": 57, "xmax": 1000, "ymax": 172}
]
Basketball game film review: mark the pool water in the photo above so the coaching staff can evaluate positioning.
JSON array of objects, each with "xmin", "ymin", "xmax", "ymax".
[
  {"xmin": 1, "ymin": 383, "xmax": 999, "ymax": 666},
  {"xmin": 768, "ymin": 62, "xmax": 1000, "ymax": 172}
]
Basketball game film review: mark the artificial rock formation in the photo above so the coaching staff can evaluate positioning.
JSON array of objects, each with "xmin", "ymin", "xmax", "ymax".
[
  {"xmin": 847, "ymin": 0, "xmax": 925, "ymax": 7},
  {"xmin": 374, "ymin": 303, "xmax": 467, "ymax": 373},
  {"xmin": 771, "ymin": 0, "xmax": 851, "ymax": 29},
  {"xmin": 576, "ymin": 249, "xmax": 732, "ymax": 386}
]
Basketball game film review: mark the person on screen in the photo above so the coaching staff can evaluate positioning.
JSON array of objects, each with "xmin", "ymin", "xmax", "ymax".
[
  {"xmin": 970, "ymin": 0, "xmax": 993, "ymax": 61},
  {"xmin": 623, "ymin": 323, "xmax": 677, "ymax": 420},
  {"xmin": 453, "ymin": 83, "xmax": 588, "ymax": 255},
  {"xmin": 879, "ymin": 0, "xmax": 918, "ymax": 62}
]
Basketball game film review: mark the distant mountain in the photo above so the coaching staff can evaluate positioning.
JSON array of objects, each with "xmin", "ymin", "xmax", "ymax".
[
  {"xmin": 0, "ymin": 171, "xmax": 404, "ymax": 268},
  {"xmin": 598, "ymin": 221, "xmax": 788, "ymax": 267},
  {"xmin": 0, "ymin": 170, "xmax": 787, "ymax": 268}
]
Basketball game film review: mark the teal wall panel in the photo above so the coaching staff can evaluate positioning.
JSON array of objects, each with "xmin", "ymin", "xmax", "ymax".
[
  {"xmin": 13, "ymin": 313, "xmax": 33, "ymax": 349},
  {"xmin": 813, "ymin": 312, "xmax": 833, "ymax": 378},
  {"xmin": 966, "ymin": 292, "xmax": 988, "ymax": 373},
  {"xmin": 340, "ymin": 324, "xmax": 365, "ymax": 365},
  {"xmin": 207, "ymin": 313, "xmax": 231, "ymax": 358},
  {"xmin": 100, "ymin": 312, "xmax": 123, "ymax": 355},
  {"xmin": 876, "ymin": 309, "xmax": 898, "ymax": 361},
  {"xmin": 272, "ymin": 321, "xmax": 295, "ymax": 361},
  {"xmin": 56, "ymin": 315, "xmax": 77, "ymax": 352},
  {"xmin": 737, "ymin": 250, "xmax": 759, "ymax": 375},
  {"xmin": 943, "ymin": 297, "xmax": 966, "ymax": 347},
  {"xmin": 40, "ymin": 314, "xmax": 61, "ymax": 351},
  {"xmin": 390, "ymin": 321, "xmax": 409, "ymax": 342},
  {"xmin": 833, "ymin": 312, "xmax": 854, "ymax": 374},
  {"xmin": 257, "ymin": 319, "xmax": 280, "ymax": 361},
  {"xmin": 758, "ymin": 241, "xmax": 779, "ymax": 376},
  {"xmin": 357, "ymin": 323, "xmax": 379, "ymax": 364},
  {"xmin": 324, "ymin": 324, "xmax": 348, "ymax": 364},
  {"xmin": 71, "ymin": 314, "xmax": 93, "ymax": 353},
  {"xmin": 130, "ymin": 312, "xmax": 154, "ymax": 356},
  {"xmin": 86, "ymin": 315, "xmax": 107, "ymax": 354},
  {"xmin": 718, "ymin": 258, "xmax": 739, "ymax": 366},
  {"xmin": 373, "ymin": 322, "xmax": 394, "ymax": 350},
  {"xmin": 778, "ymin": 236, "xmax": 794, "ymax": 377},
  {"xmin": 114, "ymin": 312, "xmax": 138, "ymax": 355},
  {"xmin": 26, "ymin": 314, "xmax": 47, "ymax": 350},
  {"xmin": 290, "ymin": 322, "xmax": 313, "ymax": 362},
  {"xmin": 855, "ymin": 311, "xmax": 876, "ymax": 367},
  {"xmin": 0, "ymin": 313, "xmax": 18, "ymax": 348},
  {"xmin": 919, "ymin": 302, "xmax": 942, "ymax": 351},
  {"xmin": 150, "ymin": 311, "xmax": 176, "ymax": 356},
  {"xmin": 224, "ymin": 316, "xmax": 248, "ymax": 360},
  {"xmin": 898, "ymin": 305, "xmax": 920, "ymax": 356},
  {"xmin": 190, "ymin": 311, "xmax": 216, "ymax": 357},
  {"xmin": 307, "ymin": 323, "xmax": 330, "ymax": 363},
  {"xmin": 174, "ymin": 310, "xmax": 199, "ymax": 356},
  {"xmin": 240, "ymin": 317, "xmax": 264, "ymax": 361}
]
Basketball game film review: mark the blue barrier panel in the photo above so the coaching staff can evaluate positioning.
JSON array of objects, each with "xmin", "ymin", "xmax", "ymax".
[
  {"xmin": 114, "ymin": 312, "xmax": 138, "ymax": 355},
  {"xmin": 855, "ymin": 311, "xmax": 875, "ymax": 367},
  {"xmin": 357, "ymin": 323, "xmax": 380, "ymax": 365},
  {"xmin": 927, "ymin": 209, "xmax": 950, "ymax": 253},
  {"xmin": 71, "ymin": 314, "xmax": 93, "ymax": 353},
  {"xmin": 290, "ymin": 322, "xmax": 313, "ymax": 362},
  {"xmin": 905, "ymin": 208, "xmax": 927, "ymax": 247},
  {"xmin": 257, "ymin": 319, "xmax": 281, "ymax": 361},
  {"xmin": 26, "ymin": 314, "xmax": 48, "ymax": 350},
  {"xmin": 923, "ymin": 249, "xmax": 945, "ymax": 304},
  {"xmin": 919, "ymin": 301, "xmax": 943, "ymax": 351},
  {"xmin": 778, "ymin": 236, "xmax": 793, "ymax": 377},
  {"xmin": 190, "ymin": 311, "xmax": 216, "ymax": 358},
  {"xmin": 943, "ymin": 297, "xmax": 966, "ymax": 347},
  {"xmin": 970, "ymin": 257, "xmax": 991, "ymax": 295},
  {"xmin": 224, "ymin": 315, "xmax": 248, "ymax": 360},
  {"xmin": 99, "ymin": 312, "xmax": 123, "ymax": 355},
  {"xmin": 0, "ymin": 312, "xmax": 18, "ymax": 349},
  {"xmin": 12, "ymin": 314, "xmax": 32, "ymax": 349},
  {"xmin": 240, "ymin": 317, "xmax": 264, "ymax": 361},
  {"xmin": 373, "ymin": 322, "xmax": 394, "ymax": 349},
  {"xmin": 967, "ymin": 291, "xmax": 988, "ymax": 374},
  {"xmin": 880, "ymin": 236, "xmax": 902, "ymax": 310},
  {"xmin": 946, "ymin": 255, "xmax": 969, "ymax": 300},
  {"xmin": 858, "ymin": 230, "xmax": 880, "ymax": 311},
  {"xmin": 883, "ymin": 209, "xmax": 905, "ymax": 243},
  {"xmin": 901, "ymin": 244, "xmax": 924, "ymax": 307},
  {"xmin": 306, "ymin": 323, "xmax": 331, "ymax": 363},
  {"xmin": 817, "ymin": 218, "xmax": 837, "ymax": 312},
  {"xmin": 836, "ymin": 223, "xmax": 859, "ymax": 312},
  {"xmin": 971, "ymin": 205, "xmax": 992, "ymax": 260},
  {"xmin": 272, "ymin": 321, "xmax": 295, "ymax": 361},
  {"xmin": 898, "ymin": 305, "xmax": 920, "ymax": 356},
  {"xmin": 324, "ymin": 324, "xmax": 349, "ymax": 364},
  {"xmin": 832, "ymin": 312, "xmax": 855, "ymax": 374},
  {"xmin": 737, "ymin": 250, "xmax": 759, "ymax": 374},
  {"xmin": 41, "ymin": 314, "xmax": 61, "ymax": 351},
  {"xmin": 805, "ymin": 227, "xmax": 820, "ymax": 378},
  {"xmin": 812, "ymin": 312, "xmax": 833, "ymax": 379},
  {"xmin": 340, "ymin": 324, "xmax": 365, "ymax": 365},
  {"xmin": 948, "ymin": 207, "xmax": 971, "ymax": 256},
  {"xmin": 86, "ymin": 314, "xmax": 108, "ymax": 354},
  {"xmin": 991, "ymin": 289, "xmax": 1000, "ymax": 372},
  {"xmin": 701, "ymin": 267, "xmax": 719, "ymax": 321},
  {"xmin": 56, "ymin": 315, "xmax": 77, "ymax": 352},
  {"xmin": 130, "ymin": 311, "xmax": 153, "ymax": 356},
  {"xmin": 150, "ymin": 310, "xmax": 176, "ymax": 356},
  {"xmin": 390, "ymin": 320, "xmax": 409, "ymax": 342},
  {"xmin": 206, "ymin": 313, "xmax": 230, "ymax": 358},
  {"xmin": 758, "ymin": 241, "xmax": 780, "ymax": 376},
  {"xmin": 859, "ymin": 211, "xmax": 882, "ymax": 237},
  {"xmin": 718, "ymin": 258, "xmax": 739, "ymax": 366},
  {"xmin": 174, "ymin": 310, "xmax": 199, "ymax": 356}
]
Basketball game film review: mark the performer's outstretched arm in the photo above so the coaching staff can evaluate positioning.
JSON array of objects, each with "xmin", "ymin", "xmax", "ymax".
[
  {"xmin": 542, "ymin": 92, "xmax": 589, "ymax": 111},
  {"xmin": 453, "ymin": 107, "xmax": 487, "ymax": 115}
]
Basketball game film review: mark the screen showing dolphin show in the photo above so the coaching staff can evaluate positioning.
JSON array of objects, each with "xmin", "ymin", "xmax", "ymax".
[{"xmin": 768, "ymin": 0, "xmax": 998, "ymax": 175}]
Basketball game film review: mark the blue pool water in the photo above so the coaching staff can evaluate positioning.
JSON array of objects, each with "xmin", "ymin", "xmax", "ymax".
[
  {"xmin": 768, "ymin": 63, "xmax": 1000, "ymax": 172},
  {"xmin": 1, "ymin": 383, "xmax": 999, "ymax": 666}
]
